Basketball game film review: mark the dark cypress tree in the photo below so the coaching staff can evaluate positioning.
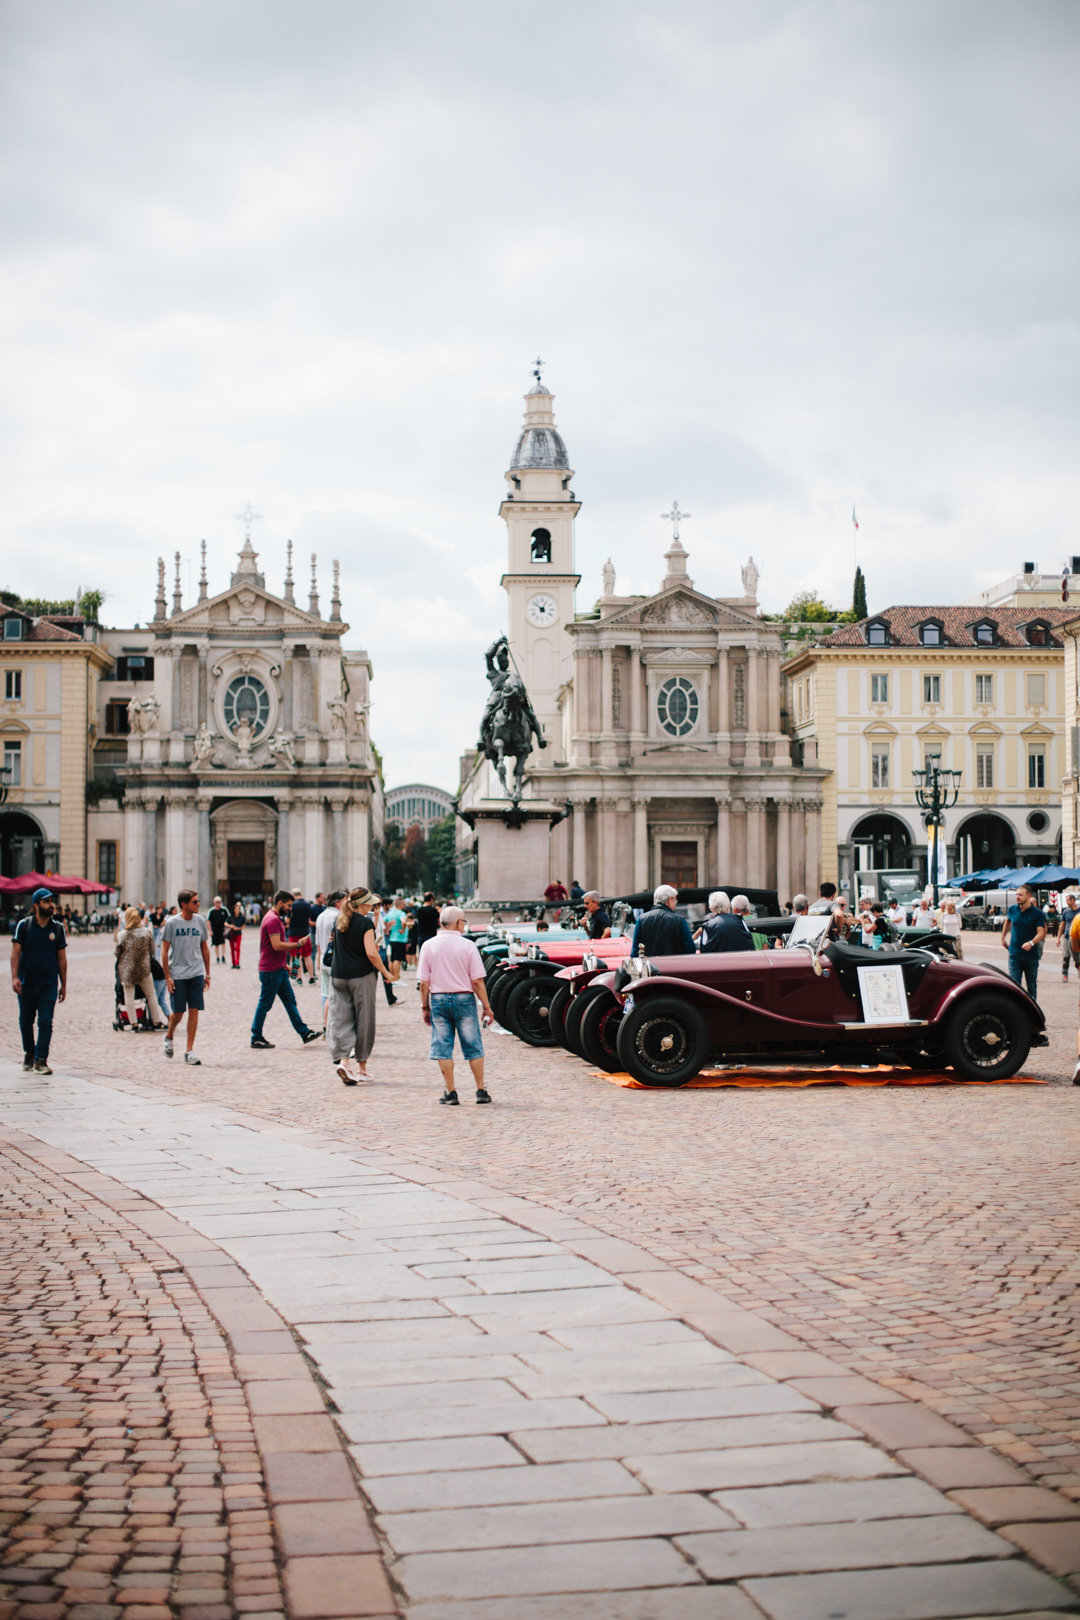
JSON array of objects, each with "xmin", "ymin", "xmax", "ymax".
[{"xmin": 853, "ymin": 566, "xmax": 867, "ymax": 620}]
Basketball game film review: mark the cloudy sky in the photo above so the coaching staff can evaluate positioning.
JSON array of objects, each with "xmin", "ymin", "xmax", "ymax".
[{"xmin": 2, "ymin": 0, "xmax": 1077, "ymax": 790}]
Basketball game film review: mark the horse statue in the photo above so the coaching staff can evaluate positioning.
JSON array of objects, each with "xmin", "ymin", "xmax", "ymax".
[{"xmin": 479, "ymin": 668, "xmax": 546, "ymax": 803}]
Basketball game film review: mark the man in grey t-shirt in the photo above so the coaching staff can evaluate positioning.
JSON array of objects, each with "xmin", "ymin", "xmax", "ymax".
[{"xmin": 161, "ymin": 891, "xmax": 210, "ymax": 1065}]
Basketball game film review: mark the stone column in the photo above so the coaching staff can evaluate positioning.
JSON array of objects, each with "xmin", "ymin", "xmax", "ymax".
[
  {"xmin": 629, "ymin": 652, "xmax": 643, "ymax": 739},
  {"xmin": 571, "ymin": 799, "xmax": 589, "ymax": 892},
  {"xmin": 349, "ymin": 793, "xmax": 370, "ymax": 887},
  {"xmin": 632, "ymin": 798, "xmax": 649, "ymax": 891},
  {"xmin": 598, "ymin": 798, "xmax": 618, "ymax": 895},
  {"xmin": 143, "ymin": 799, "xmax": 158, "ymax": 904},
  {"xmin": 775, "ymin": 800, "xmax": 791, "ymax": 904},
  {"xmin": 196, "ymin": 797, "xmax": 212, "ymax": 906},
  {"xmin": 716, "ymin": 797, "xmax": 732, "ymax": 884},
  {"xmin": 745, "ymin": 648, "xmax": 761, "ymax": 766},
  {"xmin": 601, "ymin": 648, "xmax": 613, "ymax": 733},
  {"xmin": 803, "ymin": 800, "xmax": 821, "ymax": 898},
  {"xmin": 715, "ymin": 650, "xmax": 731, "ymax": 765},
  {"xmin": 329, "ymin": 796, "xmax": 346, "ymax": 890},
  {"xmin": 276, "ymin": 798, "xmax": 290, "ymax": 890},
  {"xmin": 745, "ymin": 797, "xmax": 766, "ymax": 887}
]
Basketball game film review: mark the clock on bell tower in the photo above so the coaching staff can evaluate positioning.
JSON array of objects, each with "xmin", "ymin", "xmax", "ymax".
[{"xmin": 499, "ymin": 366, "xmax": 581, "ymax": 764}]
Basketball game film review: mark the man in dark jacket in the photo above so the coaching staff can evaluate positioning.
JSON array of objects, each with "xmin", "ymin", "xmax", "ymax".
[{"xmin": 630, "ymin": 885, "xmax": 696, "ymax": 957}]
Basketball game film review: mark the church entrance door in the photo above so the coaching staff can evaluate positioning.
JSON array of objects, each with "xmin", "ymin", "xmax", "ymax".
[
  {"xmin": 660, "ymin": 841, "xmax": 698, "ymax": 889},
  {"xmin": 226, "ymin": 840, "xmax": 267, "ymax": 909}
]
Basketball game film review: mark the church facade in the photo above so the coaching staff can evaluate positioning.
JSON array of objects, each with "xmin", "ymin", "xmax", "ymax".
[
  {"xmin": 458, "ymin": 381, "xmax": 825, "ymax": 898},
  {"xmin": 90, "ymin": 536, "xmax": 382, "ymax": 907}
]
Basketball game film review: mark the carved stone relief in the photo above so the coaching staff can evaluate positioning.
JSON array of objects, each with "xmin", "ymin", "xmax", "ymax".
[{"xmin": 733, "ymin": 663, "xmax": 747, "ymax": 729}]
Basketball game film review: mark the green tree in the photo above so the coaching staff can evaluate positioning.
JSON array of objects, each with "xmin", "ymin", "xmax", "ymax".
[
  {"xmin": 852, "ymin": 567, "xmax": 867, "ymax": 620},
  {"xmin": 784, "ymin": 590, "xmax": 834, "ymax": 623},
  {"xmin": 382, "ymin": 819, "xmax": 405, "ymax": 892},
  {"xmin": 424, "ymin": 814, "xmax": 458, "ymax": 896}
]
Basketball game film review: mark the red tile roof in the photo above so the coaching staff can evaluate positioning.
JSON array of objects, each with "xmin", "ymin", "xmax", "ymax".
[
  {"xmin": 0, "ymin": 608, "xmax": 84, "ymax": 643},
  {"xmin": 824, "ymin": 605, "xmax": 1071, "ymax": 649}
]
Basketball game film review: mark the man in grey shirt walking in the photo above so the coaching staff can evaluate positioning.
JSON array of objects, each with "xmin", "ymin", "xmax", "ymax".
[{"xmin": 161, "ymin": 889, "xmax": 211, "ymax": 1065}]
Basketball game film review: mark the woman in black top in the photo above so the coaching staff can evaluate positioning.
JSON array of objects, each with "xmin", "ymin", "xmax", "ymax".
[
  {"xmin": 326, "ymin": 887, "xmax": 394, "ymax": 1086},
  {"xmin": 225, "ymin": 903, "xmax": 245, "ymax": 969}
]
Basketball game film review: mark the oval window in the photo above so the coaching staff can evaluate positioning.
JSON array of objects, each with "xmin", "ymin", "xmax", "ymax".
[
  {"xmin": 657, "ymin": 676, "xmax": 699, "ymax": 737},
  {"xmin": 223, "ymin": 675, "xmax": 270, "ymax": 737}
]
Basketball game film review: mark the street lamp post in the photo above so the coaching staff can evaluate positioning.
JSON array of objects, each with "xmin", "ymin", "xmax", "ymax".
[{"xmin": 913, "ymin": 763, "xmax": 962, "ymax": 908}]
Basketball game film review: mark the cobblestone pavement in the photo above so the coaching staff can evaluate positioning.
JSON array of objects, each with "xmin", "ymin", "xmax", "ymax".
[
  {"xmin": 0, "ymin": 1135, "xmax": 397, "ymax": 1620},
  {"xmin": 3, "ymin": 935, "xmax": 1079, "ymax": 1509},
  {"xmin": 0, "ymin": 1063, "xmax": 1075, "ymax": 1617}
]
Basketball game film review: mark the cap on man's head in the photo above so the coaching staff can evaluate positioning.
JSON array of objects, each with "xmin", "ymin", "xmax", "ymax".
[{"xmin": 31, "ymin": 887, "xmax": 54, "ymax": 904}]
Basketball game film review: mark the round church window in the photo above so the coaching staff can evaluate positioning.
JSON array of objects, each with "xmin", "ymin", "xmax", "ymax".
[
  {"xmin": 223, "ymin": 675, "xmax": 270, "ymax": 737},
  {"xmin": 657, "ymin": 676, "xmax": 699, "ymax": 737}
]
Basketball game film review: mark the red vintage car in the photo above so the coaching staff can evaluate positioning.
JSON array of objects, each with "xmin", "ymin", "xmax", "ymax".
[{"xmin": 575, "ymin": 936, "xmax": 1048, "ymax": 1086}]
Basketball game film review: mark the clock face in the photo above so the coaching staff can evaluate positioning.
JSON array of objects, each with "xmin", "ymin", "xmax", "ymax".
[{"xmin": 527, "ymin": 594, "xmax": 559, "ymax": 628}]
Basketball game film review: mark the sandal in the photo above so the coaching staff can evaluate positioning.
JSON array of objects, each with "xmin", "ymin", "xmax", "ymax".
[{"xmin": 336, "ymin": 1062, "xmax": 358, "ymax": 1087}]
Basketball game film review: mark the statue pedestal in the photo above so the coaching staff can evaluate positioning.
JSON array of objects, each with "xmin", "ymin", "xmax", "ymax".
[{"xmin": 459, "ymin": 799, "xmax": 568, "ymax": 903}]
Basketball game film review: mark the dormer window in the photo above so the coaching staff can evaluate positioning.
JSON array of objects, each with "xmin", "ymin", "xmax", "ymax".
[
  {"xmin": 866, "ymin": 621, "xmax": 888, "ymax": 646},
  {"xmin": 2, "ymin": 616, "xmax": 25, "ymax": 640},
  {"xmin": 919, "ymin": 621, "xmax": 943, "ymax": 646},
  {"xmin": 530, "ymin": 528, "xmax": 552, "ymax": 564},
  {"xmin": 973, "ymin": 621, "xmax": 996, "ymax": 646},
  {"xmin": 1026, "ymin": 620, "xmax": 1050, "ymax": 647}
]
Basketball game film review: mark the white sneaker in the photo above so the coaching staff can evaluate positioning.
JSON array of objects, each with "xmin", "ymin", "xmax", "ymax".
[
  {"xmin": 163, "ymin": 1036, "xmax": 174, "ymax": 1059},
  {"xmin": 184, "ymin": 1051, "xmax": 201, "ymax": 1065}
]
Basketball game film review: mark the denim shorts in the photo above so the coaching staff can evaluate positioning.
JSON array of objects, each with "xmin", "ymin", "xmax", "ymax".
[
  {"xmin": 429, "ymin": 993, "xmax": 483, "ymax": 1061},
  {"xmin": 171, "ymin": 975, "xmax": 205, "ymax": 1013}
]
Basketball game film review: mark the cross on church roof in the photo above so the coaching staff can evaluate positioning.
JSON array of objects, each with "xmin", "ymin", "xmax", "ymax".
[
  {"xmin": 661, "ymin": 501, "xmax": 691, "ymax": 541},
  {"xmin": 532, "ymin": 355, "xmax": 544, "ymax": 386},
  {"xmin": 234, "ymin": 503, "xmax": 263, "ymax": 541}
]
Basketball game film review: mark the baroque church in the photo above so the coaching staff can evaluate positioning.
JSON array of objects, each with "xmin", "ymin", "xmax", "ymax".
[
  {"xmin": 458, "ymin": 380, "xmax": 825, "ymax": 898},
  {"xmin": 92, "ymin": 532, "xmax": 381, "ymax": 906}
]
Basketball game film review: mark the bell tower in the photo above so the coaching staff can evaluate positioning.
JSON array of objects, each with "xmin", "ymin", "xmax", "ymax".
[{"xmin": 499, "ymin": 365, "xmax": 580, "ymax": 763}]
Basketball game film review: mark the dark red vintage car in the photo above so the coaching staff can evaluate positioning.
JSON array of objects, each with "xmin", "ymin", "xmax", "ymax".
[
  {"xmin": 576, "ymin": 937, "xmax": 1047, "ymax": 1086},
  {"xmin": 487, "ymin": 938, "xmax": 630, "ymax": 1046}
]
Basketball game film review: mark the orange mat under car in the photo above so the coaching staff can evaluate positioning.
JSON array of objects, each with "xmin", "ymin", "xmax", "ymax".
[{"xmin": 593, "ymin": 1065, "xmax": 1047, "ymax": 1089}]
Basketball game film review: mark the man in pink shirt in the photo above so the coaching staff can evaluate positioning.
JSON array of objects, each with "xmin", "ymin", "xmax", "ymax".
[{"xmin": 418, "ymin": 907, "xmax": 495, "ymax": 1106}]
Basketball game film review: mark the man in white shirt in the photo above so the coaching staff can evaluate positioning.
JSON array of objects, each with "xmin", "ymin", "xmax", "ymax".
[
  {"xmin": 886, "ymin": 900, "xmax": 907, "ymax": 928},
  {"xmin": 910, "ymin": 898, "xmax": 935, "ymax": 930},
  {"xmin": 418, "ymin": 907, "xmax": 495, "ymax": 1107},
  {"xmin": 315, "ymin": 889, "xmax": 346, "ymax": 1025}
]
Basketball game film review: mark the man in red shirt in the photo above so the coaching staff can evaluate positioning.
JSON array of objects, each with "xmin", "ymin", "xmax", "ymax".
[
  {"xmin": 544, "ymin": 879, "xmax": 568, "ymax": 905},
  {"xmin": 251, "ymin": 890, "xmax": 323, "ymax": 1050}
]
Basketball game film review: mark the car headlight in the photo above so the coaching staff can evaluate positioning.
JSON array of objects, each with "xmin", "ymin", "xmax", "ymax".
[
  {"xmin": 527, "ymin": 943, "xmax": 549, "ymax": 961},
  {"xmin": 582, "ymin": 951, "xmax": 600, "ymax": 972},
  {"xmin": 625, "ymin": 954, "xmax": 655, "ymax": 981}
]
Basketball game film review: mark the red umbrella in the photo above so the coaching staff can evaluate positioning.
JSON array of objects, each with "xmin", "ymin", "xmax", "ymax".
[{"xmin": 2, "ymin": 872, "xmax": 112, "ymax": 896}]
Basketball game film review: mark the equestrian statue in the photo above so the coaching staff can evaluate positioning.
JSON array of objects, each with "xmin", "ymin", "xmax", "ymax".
[{"xmin": 476, "ymin": 635, "xmax": 547, "ymax": 804}]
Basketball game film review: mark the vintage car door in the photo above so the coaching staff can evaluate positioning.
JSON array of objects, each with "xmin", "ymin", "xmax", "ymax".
[{"xmin": 770, "ymin": 946, "xmax": 859, "ymax": 1026}]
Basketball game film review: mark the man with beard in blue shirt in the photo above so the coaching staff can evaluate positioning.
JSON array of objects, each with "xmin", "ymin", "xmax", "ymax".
[{"xmin": 11, "ymin": 888, "xmax": 68, "ymax": 1074}]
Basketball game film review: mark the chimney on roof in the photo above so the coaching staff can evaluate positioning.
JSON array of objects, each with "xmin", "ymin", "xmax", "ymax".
[{"xmin": 1023, "ymin": 562, "xmax": 1036, "ymax": 575}]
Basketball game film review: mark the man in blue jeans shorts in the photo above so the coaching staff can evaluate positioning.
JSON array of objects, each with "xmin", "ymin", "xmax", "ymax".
[
  {"xmin": 418, "ymin": 907, "xmax": 495, "ymax": 1106},
  {"xmin": 1001, "ymin": 883, "xmax": 1047, "ymax": 999}
]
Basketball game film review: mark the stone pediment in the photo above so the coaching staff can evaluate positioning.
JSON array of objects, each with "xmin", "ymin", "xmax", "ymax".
[
  {"xmin": 600, "ymin": 587, "xmax": 759, "ymax": 632},
  {"xmin": 159, "ymin": 585, "xmax": 340, "ymax": 637}
]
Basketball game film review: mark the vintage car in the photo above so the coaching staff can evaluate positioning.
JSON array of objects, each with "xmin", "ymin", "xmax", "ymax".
[
  {"xmin": 488, "ymin": 937, "xmax": 631, "ymax": 1046},
  {"xmin": 575, "ymin": 931, "xmax": 1048, "ymax": 1086}
]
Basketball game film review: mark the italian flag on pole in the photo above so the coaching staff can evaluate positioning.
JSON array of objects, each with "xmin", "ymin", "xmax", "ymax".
[{"xmin": 852, "ymin": 505, "xmax": 859, "ymax": 532}]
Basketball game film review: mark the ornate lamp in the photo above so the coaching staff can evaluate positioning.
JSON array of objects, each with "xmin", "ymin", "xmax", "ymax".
[{"xmin": 913, "ymin": 763, "xmax": 962, "ymax": 905}]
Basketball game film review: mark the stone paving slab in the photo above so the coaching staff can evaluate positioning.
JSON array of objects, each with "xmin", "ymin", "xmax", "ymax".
[{"xmin": 1, "ymin": 1053, "xmax": 1078, "ymax": 1615}]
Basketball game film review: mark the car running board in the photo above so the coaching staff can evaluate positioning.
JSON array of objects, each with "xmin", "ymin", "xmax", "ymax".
[{"xmin": 838, "ymin": 1019, "xmax": 930, "ymax": 1030}]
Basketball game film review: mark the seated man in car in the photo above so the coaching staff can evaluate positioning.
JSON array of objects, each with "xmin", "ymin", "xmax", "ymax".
[{"xmin": 701, "ymin": 892, "xmax": 757, "ymax": 954}]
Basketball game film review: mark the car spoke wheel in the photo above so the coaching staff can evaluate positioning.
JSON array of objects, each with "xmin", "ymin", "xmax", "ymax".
[
  {"xmin": 615, "ymin": 996, "xmax": 709, "ymax": 1088},
  {"xmin": 943, "ymin": 992, "xmax": 1031, "ymax": 1081},
  {"xmin": 579, "ymin": 992, "xmax": 624, "ymax": 1072},
  {"xmin": 505, "ymin": 973, "xmax": 560, "ymax": 1046}
]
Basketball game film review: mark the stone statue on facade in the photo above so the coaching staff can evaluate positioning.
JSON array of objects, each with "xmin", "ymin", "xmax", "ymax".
[
  {"xmin": 266, "ymin": 730, "xmax": 298, "ymax": 769},
  {"xmin": 231, "ymin": 717, "xmax": 257, "ymax": 767},
  {"xmin": 602, "ymin": 558, "xmax": 616, "ymax": 596},
  {"xmin": 476, "ymin": 634, "xmax": 546, "ymax": 804},
  {"xmin": 327, "ymin": 698, "xmax": 348, "ymax": 733},
  {"xmin": 193, "ymin": 723, "xmax": 217, "ymax": 764},
  {"xmin": 741, "ymin": 556, "xmax": 760, "ymax": 598},
  {"xmin": 128, "ymin": 696, "xmax": 161, "ymax": 735}
]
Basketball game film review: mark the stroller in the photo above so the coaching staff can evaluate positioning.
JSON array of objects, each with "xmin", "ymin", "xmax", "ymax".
[{"xmin": 112, "ymin": 961, "xmax": 165, "ymax": 1032}]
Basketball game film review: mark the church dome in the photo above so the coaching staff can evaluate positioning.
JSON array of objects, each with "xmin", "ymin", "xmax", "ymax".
[{"xmin": 510, "ymin": 424, "xmax": 569, "ymax": 470}]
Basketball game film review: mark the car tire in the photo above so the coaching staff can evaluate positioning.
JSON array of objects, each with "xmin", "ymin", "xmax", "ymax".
[
  {"xmin": 616, "ymin": 996, "xmax": 709, "ymax": 1088},
  {"xmin": 942, "ymin": 991, "xmax": 1031, "ymax": 1081},
  {"xmin": 547, "ymin": 981, "xmax": 574, "ymax": 1048},
  {"xmin": 579, "ymin": 991, "xmax": 625, "ymax": 1072},
  {"xmin": 489, "ymin": 970, "xmax": 519, "ymax": 1029},
  {"xmin": 504, "ymin": 973, "xmax": 561, "ymax": 1047},
  {"xmin": 564, "ymin": 983, "xmax": 612, "ymax": 1059}
]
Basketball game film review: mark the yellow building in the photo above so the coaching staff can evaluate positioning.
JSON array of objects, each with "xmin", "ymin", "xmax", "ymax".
[
  {"xmin": 1059, "ymin": 615, "xmax": 1080, "ymax": 868},
  {"xmin": 1, "ymin": 607, "xmax": 115, "ymax": 882},
  {"xmin": 784, "ymin": 605, "xmax": 1069, "ymax": 892}
]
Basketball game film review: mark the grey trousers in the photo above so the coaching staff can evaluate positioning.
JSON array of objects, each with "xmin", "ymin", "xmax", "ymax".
[{"xmin": 327, "ymin": 974, "xmax": 377, "ymax": 1063}]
